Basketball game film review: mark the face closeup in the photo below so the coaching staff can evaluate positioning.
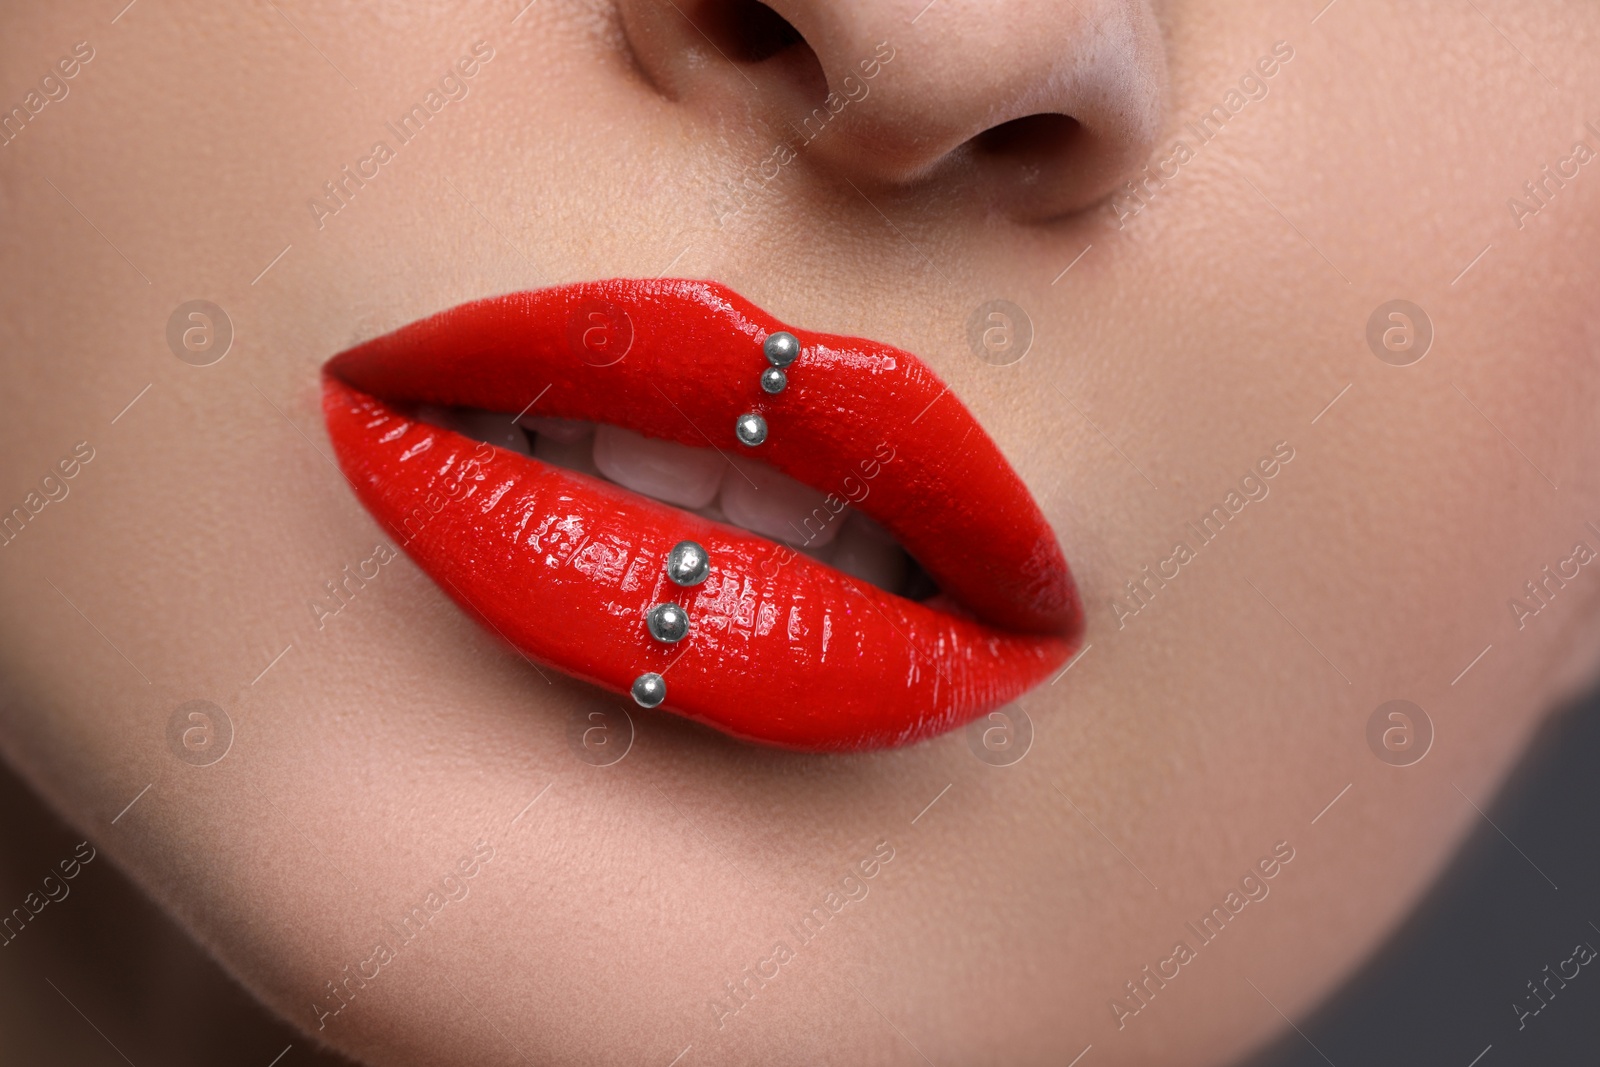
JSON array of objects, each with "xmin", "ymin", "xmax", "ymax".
[{"xmin": 3, "ymin": 1, "xmax": 1600, "ymax": 1064}]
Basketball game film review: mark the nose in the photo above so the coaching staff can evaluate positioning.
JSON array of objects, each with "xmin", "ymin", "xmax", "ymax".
[{"xmin": 616, "ymin": 0, "xmax": 1168, "ymax": 221}]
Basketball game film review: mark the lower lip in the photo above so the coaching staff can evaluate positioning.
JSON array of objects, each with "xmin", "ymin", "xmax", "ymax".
[{"xmin": 322, "ymin": 281, "xmax": 1080, "ymax": 751}]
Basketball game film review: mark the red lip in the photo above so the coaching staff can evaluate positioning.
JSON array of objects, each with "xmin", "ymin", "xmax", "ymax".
[{"xmin": 322, "ymin": 279, "xmax": 1082, "ymax": 750}]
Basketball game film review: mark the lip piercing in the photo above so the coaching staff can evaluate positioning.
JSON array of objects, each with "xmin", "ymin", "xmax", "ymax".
[
  {"xmin": 647, "ymin": 602, "xmax": 690, "ymax": 643},
  {"xmin": 763, "ymin": 331, "xmax": 799, "ymax": 368},
  {"xmin": 666, "ymin": 540, "xmax": 710, "ymax": 586},
  {"xmin": 760, "ymin": 367, "xmax": 787, "ymax": 394},
  {"xmin": 632, "ymin": 672, "xmax": 666, "ymax": 708},
  {"xmin": 735, "ymin": 413, "xmax": 768, "ymax": 446}
]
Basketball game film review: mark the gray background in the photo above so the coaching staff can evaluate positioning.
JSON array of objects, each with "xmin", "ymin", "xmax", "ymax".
[{"xmin": 1248, "ymin": 687, "xmax": 1600, "ymax": 1067}]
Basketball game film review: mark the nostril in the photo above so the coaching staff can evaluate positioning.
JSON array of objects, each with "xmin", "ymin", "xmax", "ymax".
[
  {"xmin": 693, "ymin": 0, "xmax": 805, "ymax": 63},
  {"xmin": 971, "ymin": 113, "xmax": 1088, "ymax": 168}
]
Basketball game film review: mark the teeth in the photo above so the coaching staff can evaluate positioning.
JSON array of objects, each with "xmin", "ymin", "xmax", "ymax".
[
  {"xmin": 591, "ymin": 425, "xmax": 725, "ymax": 509},
  {"xmin": 518, "ymin": 415, "xmax": 593, "ymax": 444},
  {"xmin": 420, "ymin": 405, "xmax": 531, "ymax": 456},
  {"xmin": 415, "ymin": 406, "xmax": 920, "ymax": 597},
  {"xmin": 719, "ymin": 457, "xmax": 844, "ymax": 548},
  {"xmin": 533, "ymin": 431, "xmax": 603, "ymax": 478},
  {"xmin": 830, "ymin": 512, "xmax": 909, "ymax": 593}
]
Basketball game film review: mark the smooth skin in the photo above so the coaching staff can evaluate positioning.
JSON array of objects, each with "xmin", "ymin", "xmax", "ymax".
[{"xmin": 2, "ymin": 1, "xmax": 1599, "ymax": 1064}]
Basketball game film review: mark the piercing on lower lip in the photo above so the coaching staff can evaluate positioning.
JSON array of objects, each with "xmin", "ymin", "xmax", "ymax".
[
  {"xmin": 647, "ymin": 602, "xmax": 690, "ymax": 643},
  {"xmin": 666, "ymin": 540, "xmax": 710, "ymax": 586},
  {"xmin": 760, "ymin": 367, "xmax": 786, "ymax": 394},
  {"xmin": 763, "ymin": 331, "xmax": 799, "ymax": 368},
  {"xmin": 735, "ymin": 413, "xmax": 768, "ymax": 446},
  {"xmin": 632, "ymin": 672, "xmax": 666, "ymax": 708}
]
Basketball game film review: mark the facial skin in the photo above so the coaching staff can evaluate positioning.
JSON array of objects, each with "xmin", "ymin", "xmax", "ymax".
[{"xmin": 3, "ymin": 1, "xmax": 1600, "ymax": 1064}]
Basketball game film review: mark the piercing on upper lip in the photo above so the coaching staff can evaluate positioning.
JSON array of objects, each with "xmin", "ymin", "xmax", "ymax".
[
  {"xmin": 763, "ymin": 331, "xmax": 800, "ymax": 367},
  {"xmin": 632, "ymin": 672, "xmax": 666, "ymax": 708},
  {"xmin": 322, "ymin": 279, "xmax": 1081, "ymax": 750},
  {"xmin": 735, "ymin": 413, "xmax": 768, "ymax": 446},
  {"xmin": 647, "ymin": 602, "xmax": 690, "ymax": 643},
  {"xmin": 665, "ymin": 540, "xmax": 710, "ymax": 586},
  {"xmin": 760, "ymin": 367, "xmax": 787, "ymax": 394}
]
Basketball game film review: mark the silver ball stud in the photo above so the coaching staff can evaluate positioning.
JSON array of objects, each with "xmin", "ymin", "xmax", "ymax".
[
  {"xmin": 647, "ymin": 602, "xmax": 690, "ymax": 643},
  {"xmin": 666, "ymin": 540, "xmax": 710, "ymax": 587},
  {"xmin": 760, "ymin": 367, "xmax": 787, "ymax": 394},
  {"xmin": 763, "ymin": 331, "xmax": 800, "ymax": 368},
  {"xmin": 735, "ymin": 413, "xmax": 768, "ymax": 447},
  {"xmin": 632, "ymin": 672, "xmax": 666, "ymax": 708}
]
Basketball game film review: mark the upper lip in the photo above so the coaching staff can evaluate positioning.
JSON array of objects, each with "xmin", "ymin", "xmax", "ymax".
[{"xmin": 322, "ymin": 278, "xmax": 1083, "ymax": 750}]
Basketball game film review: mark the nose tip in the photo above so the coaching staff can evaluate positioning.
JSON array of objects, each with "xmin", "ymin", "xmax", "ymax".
[
  {"xmin": 617, "ymin": 0, "xmax": 1169, "ymax": 222},
  {"xmin": 800, "ymin": 0, "xmax": 1168, "ymax": 219}
]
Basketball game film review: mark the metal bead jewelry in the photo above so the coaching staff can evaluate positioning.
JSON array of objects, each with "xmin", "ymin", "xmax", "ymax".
[
  {"xmin": 647, "ymin": 602, "xmax": 690, "ymax": 643},
  {"xmin": 632, "ymin": 672, "xmax": 666, "ymax": 708},
  {"xmin": 666, "ymin": 540, "xmax": 710, "ymax": 586},
  {"xmin": 735, "ymin": 412, "xmax": 768, "ymax": 447},
  {"xmin": 763, "ymin": 331, "xmax": 800, "ymax": 368}
]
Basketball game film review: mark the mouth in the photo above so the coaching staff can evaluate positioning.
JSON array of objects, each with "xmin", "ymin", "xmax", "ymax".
[{"xmin": 321, "ymin": 279, "xmax": 1082, "ymax": 751}]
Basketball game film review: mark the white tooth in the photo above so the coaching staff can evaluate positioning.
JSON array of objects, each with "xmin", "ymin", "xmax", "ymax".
[
  {"xmin": 534, "ymin": 431, "xmax": 603, "ymax": 478},
  {"xmin": 592, "ymin": 425, "xmax": 724, "ymax": 509},
  {"xmin": 519, "ymin": 416, "xmax": 594, "ymax": 444},
  {"xmin": 831, "ymin": 511, "xmax": 909, "ymax": 593},
  {"xmin": 424, "ymin": 406, "xmax": 531, "ymax": 456},
  {"xmin": 719, "ymin": 457, "xmax": 844, "ymax": 547}
]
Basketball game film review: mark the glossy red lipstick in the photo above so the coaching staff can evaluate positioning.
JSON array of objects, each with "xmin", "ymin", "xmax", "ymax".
[{"xmin": 322, "ymin": 279, "xmax": 1081, "ymax": 750}]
